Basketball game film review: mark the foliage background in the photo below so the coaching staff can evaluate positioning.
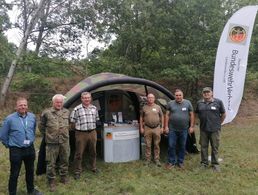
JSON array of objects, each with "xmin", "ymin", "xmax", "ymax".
[
  {"xmin": 0, "ymin": 0, "xmax": 258, "ymax": 113},
  {"xmin": 1, "ymin": 1, "xmax": 258, "ymax": 194}
]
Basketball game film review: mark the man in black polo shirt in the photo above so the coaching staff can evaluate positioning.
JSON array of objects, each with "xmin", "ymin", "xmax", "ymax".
[{"xmin": 195, "ymin": 87, "xmax": 226, "ymax": 172}]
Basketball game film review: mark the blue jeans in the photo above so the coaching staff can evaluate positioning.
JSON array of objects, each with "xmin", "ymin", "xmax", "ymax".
[{"xmin": 168, "ymin": 129, "xmax": 188, "ymax": 165}]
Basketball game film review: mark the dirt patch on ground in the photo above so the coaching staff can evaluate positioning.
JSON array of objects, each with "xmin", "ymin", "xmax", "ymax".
[
  {"xmin": 237, "ymin": 90, "xmax": 258, "ymax": 117},
  {"xmin": 228, "ymin": 86, "xmax": 258, "ymax": 125},
  {"xmin": 50, "ymin": 76, "xmax": 84, "ymax": 94}
]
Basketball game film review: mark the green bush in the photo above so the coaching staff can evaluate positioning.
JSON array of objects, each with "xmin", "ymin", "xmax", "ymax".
[
  {"xmin": 19, "ymin": 52, "xmax": 74, "ymax": 77},
  {"xmin": 11, "ymin": 72, "xmax": 54, "ymax": 113},
  {"xmin": 11, "ymin": 72, "xmax": 52, "ymax": 93},
  {"xmin": 29, "ymin": 94, "xmax": 52, "ymax": 114},
  {"xmin": 246, "ymin": 71, "xmax": 258, "ymax": 94}
]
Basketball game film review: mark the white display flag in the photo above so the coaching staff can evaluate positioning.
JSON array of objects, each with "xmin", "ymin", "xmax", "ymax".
[{"xmin": 213, "ymin": 6, "xmax": 258, "ymax": 124}]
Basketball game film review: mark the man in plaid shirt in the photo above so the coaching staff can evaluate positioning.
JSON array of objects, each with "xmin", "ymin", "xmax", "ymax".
[{"xmin": 70, "ymin": 92, "xmax": 100, "ymax": 179}]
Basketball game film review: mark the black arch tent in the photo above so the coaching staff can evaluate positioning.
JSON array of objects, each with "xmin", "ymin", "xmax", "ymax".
[{"xmin": 36, "ymin": 72, "xmax": 198, "ymax": 174}]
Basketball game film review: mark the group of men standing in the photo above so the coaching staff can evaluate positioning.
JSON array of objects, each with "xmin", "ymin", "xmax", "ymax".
[
  {"xmin": 40, "ymin": 92, "xmax": 100, "ymax": 192},
  {"xmin": 140, "ymin": 87, "xmax": 226, "ymax": 173},
  {"xmin": 0, "ymin": 92, "xmax": 99, "ymax": 194},
  {"xmin": 0, "ymin": 87, "xmax": 225, "ymax": 194}
]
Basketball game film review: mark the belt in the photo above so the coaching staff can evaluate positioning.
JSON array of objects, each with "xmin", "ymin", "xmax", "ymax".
[
  {"xmin": 145, "ymin": 124, "xmax": 160, "ymax": 129},
  {"xmin": 75, "ymin": 129, "xmax": 95, "ymax": 133},
  {"xmin": 9, "ymin": 144, "xmax": 34, "ymax": 149}
]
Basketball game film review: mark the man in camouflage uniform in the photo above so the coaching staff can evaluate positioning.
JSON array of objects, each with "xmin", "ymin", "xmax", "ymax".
[
  {"xmin": 39, "ymin": 94, "xmax": 70, "ymax": 192},
  {"xmin": 139, "ymin": 93, "xmax": 164, "ymax": 167}
]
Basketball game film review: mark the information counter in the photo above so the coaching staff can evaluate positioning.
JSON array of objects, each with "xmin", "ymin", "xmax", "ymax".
[{"xmin": 104, "ymin": 124, "xmax": 140, "ymax": 163}]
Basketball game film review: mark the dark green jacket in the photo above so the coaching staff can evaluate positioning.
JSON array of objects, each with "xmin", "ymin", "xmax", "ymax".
[{"xmin": 39, "ymin": 107, "xmax": 70, "ymax": 144}]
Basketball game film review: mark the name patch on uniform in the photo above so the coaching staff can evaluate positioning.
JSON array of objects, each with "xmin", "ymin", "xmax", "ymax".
[
  {"xmin": 182, "ymin": 107, "xmax": 187, "ymax": 111},
  {"xmin": 211, "ymin": 106, "xmax": 216, "ymax": 110},
  {"xmin": 152, "ymin": 108, "xmax": 157, "ymax": 112},
  {"xmin": 23, "ymin": 140, "xmax": 30, "ymax": 145}
]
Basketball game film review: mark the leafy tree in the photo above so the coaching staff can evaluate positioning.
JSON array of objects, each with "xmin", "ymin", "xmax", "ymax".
[
  {"xmin": 2, "ymin": 0, "xmax": 258, "ymax": 104},
  {"xmin": 159, "ymin": 0, "xmax": 227, "ymax": 95},
  {"xmin": 32, "ymin": 0, "xmax": 83, "ymax": 58},
  {"xmin": 0, "ymin": 0, "xmax": 11, "ymax": 32},
  {"xmin": 87, "ymin": 0, "xmax": 231, "ymax": 97},
  {"xmin": 8, "ymin": 0, "xmax": 99, "ymax": 58},
  {"xmin": 19, "ymin": 51, "xmax": 75, "ymax": 77},
  {"xmin": 0, "ymin": 0, "xmax": 48, "ymax": 106},
  {"xmin": 0, "ymin": 0, "xmax": 14, "ymax": 75},
  {"xmin": 0, "ymin": 35, "xmax": 15, "ymax": 75}
]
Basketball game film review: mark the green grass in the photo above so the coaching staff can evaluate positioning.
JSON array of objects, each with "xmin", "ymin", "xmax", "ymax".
[{"xmin": 1, "ymin": 117, "xmax": 258, "ymax": 195}]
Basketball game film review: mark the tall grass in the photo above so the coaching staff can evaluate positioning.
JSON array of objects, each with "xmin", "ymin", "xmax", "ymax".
[{"xmin": 1, "ymin": 117, "xmax": 258, "ymax": 195}]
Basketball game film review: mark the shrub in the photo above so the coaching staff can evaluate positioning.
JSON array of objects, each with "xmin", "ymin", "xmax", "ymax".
[{"xmin": 11, "ymin": 72, "xmax": 52, "ymax": 93}]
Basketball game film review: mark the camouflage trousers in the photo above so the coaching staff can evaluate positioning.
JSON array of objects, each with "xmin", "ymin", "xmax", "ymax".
[
  {"xmin": 46, "ymin": 140, "xmax": 70, "ymax": 179},
  {"xmin": 144, "ymin": 126, "xmax": 161, "ymax": 161}
]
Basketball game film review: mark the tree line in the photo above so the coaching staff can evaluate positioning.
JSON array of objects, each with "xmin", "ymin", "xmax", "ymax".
[{"xmin": 1, "ymin": 0, "xmax": 258, "ymax": 106}]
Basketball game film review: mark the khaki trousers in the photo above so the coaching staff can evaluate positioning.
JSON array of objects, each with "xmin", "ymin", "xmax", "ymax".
[
  {"xmin": 144, "ymin": 126, "xmax": 161, "ymax": 161},
  {"xmin": 74, "ymin": 130, "xmax": 97, "ymax": 174}
]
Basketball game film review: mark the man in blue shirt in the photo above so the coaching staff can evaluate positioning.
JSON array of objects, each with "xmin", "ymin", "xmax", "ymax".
[{"xmin": 0, "ymin": 97, "xmax": 42, "ymax": 195}]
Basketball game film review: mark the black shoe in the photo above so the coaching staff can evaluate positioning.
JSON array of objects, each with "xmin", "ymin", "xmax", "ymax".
[
  {"xmin": 48, "ymin": 179, "xmax": 56, "ymax": 192},
  {"xmin": 165, "ymin": 163, "xmax": 175, "ymax": 170},
  {"xmin": 200, "ymin": 163, "xmax": 208, "ymax": 169},
  {"xmin": 74, "ymin": 174, "xmax": 80, "ymax": 180},
  {"xmin": 178, "ymin": 164, "xmax": 185, "ymax": 170},
  {"xmin": 27, "ymin": 189, "xmax": 43, "ymax": 195},
  {"xmin": 60, "ymin": 176, "xmax": 69, "ymax": 184},
  {"xmin": 92, "ymin": 168, "xmax": 100, "ymax": 174}
]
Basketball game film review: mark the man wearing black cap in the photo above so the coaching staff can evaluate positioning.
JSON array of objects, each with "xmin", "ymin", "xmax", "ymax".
[{"xmin": 195, "ymin": 87, "xmax": 226, "ymax": 172}]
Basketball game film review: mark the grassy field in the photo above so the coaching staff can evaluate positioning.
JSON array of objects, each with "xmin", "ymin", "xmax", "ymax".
[{"xmin": 1, "ymin": 116, "xmax": 258, "ymax": 195}]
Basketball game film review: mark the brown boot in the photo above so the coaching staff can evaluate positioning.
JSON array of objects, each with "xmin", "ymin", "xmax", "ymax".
[
  {"xmin": 48, "ymin": 179, "xmax": 56, "ymax": 192},
  {"xmin": 60, "ymin": 176, "xmax": 69, "ymax": 184}
]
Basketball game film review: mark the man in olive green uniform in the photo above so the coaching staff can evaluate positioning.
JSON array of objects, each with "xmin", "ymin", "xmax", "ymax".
[
  {"xmin": 39, "ymin": 94, "xmax": 70, "ymax": 192},
  {"xmin": 140, "ymin": 93, "xmax": 163, "ymax": 166}
]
